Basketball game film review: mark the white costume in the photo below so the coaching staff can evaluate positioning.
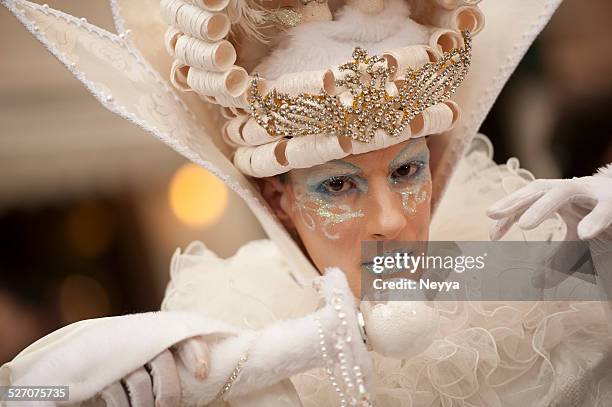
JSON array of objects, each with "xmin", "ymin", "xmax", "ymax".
[{"xmin": 1, "ymin": 0, "xmax": 612, "ymax": 406}]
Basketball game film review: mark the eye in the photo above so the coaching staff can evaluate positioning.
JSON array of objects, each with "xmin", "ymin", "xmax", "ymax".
[
  {"xmin": 319, "ymin": 176, "xmax": 355, "ymax": 194},
  {"xmin": 391, "ymin": 161, "xmax": 424, "ymax": 182}
]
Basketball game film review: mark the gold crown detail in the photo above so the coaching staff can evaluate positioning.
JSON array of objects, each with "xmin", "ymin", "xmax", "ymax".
[{"xmin": 248, "ymin": 30, "xmax": 472, "ymax": 143}]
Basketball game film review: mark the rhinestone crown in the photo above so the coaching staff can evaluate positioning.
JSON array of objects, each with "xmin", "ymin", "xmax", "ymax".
[{"xmin": 248, "ymin": 30, "xmax": 472, "ymax": 143}]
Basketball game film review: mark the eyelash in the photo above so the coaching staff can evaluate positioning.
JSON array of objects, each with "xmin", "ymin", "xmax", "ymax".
[
  {"xmin": 317, "ymin": 176, "xmax": 357, "ymax": 196},
  {"xmin": 316, "ymin": 161, "xmax": 425, "ymax": 196},
  {"xmin": 390, "ymin": 160, "xmax": 425, "ymax": 184}
]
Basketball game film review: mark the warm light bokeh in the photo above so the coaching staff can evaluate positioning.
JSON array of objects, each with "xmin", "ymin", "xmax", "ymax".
[{"xmin": 169, "ymin": 163, "xmax": 229, "ymax": 227}]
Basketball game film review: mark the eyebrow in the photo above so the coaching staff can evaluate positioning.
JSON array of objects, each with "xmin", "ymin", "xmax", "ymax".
[
  {"xmin": 388, "ymin": 141, "xmax": 428, "ymax": 170},
  {"xmin": 309, "ymin": 141, "xmax": 427, "ymax": 176},
  {"xmin": 317, "ymin": 159, "xmax": 363, "ymax": 174}
]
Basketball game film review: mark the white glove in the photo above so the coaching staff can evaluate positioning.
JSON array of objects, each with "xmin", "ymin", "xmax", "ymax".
[
  {"xmin": 486, "ymin": 165, "xmax": 612, "ymax": 289},
  {"xmin": 176, "ymin": 267, "xmax": 372, "ymax": 406},
  {"xmin": 87, "ymin": 336, "xmax": 209, "ymax": 406},
  {"xmin": 88, "ymin": 268, "xmax": 372, "ymax": 406}
]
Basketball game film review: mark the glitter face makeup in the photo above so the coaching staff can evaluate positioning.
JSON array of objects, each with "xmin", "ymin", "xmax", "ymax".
[
  {"xmin": 399, "ymin": 187, "xmax": 429, "ymax": 213},
  {"xmin": 273, "ymin": 137, "xmax": 433, "ymax": 295},
  {"xmin": 290, "ymin": 161, "xmax": 366, "ymax": 240},
  {"xmin": 388, "ymin": 142, "xmax": 431, "ymax": 215},
  {"xmin": 292, "ymin": 189, "xmax": 364, "ymax": 240},
  {"xmin": 287, "ymin": 138, "xmax": 431, "ymax": 241}
]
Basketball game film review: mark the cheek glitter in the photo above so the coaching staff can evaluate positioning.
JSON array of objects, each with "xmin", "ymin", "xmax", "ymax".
[
  {"xmin": 389, "ymin": 153, "xmax": 431, "ymax": 214},
  {"xmin": 398, "ymin": 185, "xmax": 430, "ymax": 214},
  {"xmin": 292, "ymin": 188, "xmax": 364, "ymax": 240}
]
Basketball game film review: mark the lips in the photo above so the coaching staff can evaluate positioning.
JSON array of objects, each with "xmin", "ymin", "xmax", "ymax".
[{"xmin": 361, "ymin": 248, "xmax": 414, "ymax": 275}]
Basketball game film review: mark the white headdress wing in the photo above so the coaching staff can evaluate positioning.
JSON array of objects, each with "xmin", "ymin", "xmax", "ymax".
[{"xmin": 2, "ymin": 0, "xmax": 320, "ymax": 283}]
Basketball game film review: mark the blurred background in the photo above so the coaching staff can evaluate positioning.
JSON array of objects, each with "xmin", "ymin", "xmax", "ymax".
[{"xmin": 1, "ymin": 0, "xmax": 611, "ymax": 364}]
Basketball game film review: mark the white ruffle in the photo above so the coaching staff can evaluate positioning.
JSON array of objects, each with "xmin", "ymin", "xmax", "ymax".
[
  {"xmin": 430, "ymin": 133, "xmax": 566, "ymax": 242},
  {"xmin": 162, "ymin": 238, "xmax": 612, "ymax": 407},
  {"xmin": 290, "ymin": 135, "xmax": 612, "ymax": 407},
  {"xmin": 161, "ymin": 134, "xmax": 612, "ymax": 406},
  {"xmin": 161, "ymin": 239, "xmax": 320, "ymax": 328}
]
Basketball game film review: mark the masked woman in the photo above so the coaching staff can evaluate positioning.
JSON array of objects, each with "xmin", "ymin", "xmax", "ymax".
[{"xmin": 1, "ymin": 0, "xmax": 612, "ymax": 406}]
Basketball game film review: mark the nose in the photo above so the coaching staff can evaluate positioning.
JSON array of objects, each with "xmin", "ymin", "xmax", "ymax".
[{"xmin": 365, "ymin": 177, "xmax": 407, "ymax": 240}]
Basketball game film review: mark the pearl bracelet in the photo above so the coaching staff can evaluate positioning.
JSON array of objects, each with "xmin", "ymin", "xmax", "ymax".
[{"xmin": 313, "ymin": 286, "xmax": 373, "ymax": 406}]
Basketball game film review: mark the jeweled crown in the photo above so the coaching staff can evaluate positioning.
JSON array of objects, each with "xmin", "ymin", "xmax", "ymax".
[{"xmin": 248, "ymin": 30, "xmax": 472, "ymax": 143}]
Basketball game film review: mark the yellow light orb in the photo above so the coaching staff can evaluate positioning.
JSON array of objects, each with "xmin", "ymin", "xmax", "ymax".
[{"xmin": 169, "ymin": 163, "xmax": 228, "ymax": 227}]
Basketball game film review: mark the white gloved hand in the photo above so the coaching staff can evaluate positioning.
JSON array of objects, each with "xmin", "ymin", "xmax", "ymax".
[
  {"xmin": 486, "ymin": 165, "xmax": 612, "ymax": 289},
  {"xmin": 143, "ymin": 267, "xmax": 373, "ymax": 406},
  {"xmin": 83, "ymin": 268, "xmax": 372, "ymax": 407},
  {"xmin": 90, "ymin": 336, "xmax": 210, "ymax": 407}
]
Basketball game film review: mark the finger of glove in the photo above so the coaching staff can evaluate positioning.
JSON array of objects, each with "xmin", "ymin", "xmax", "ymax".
[
  {"xmin": 489, "ymin": 211, "xmax": 522, "ymax": 241},
  {"xmin": 147, "ymin": 349, "xmax": 181, "ymax": 407},
  {"xmin": 122, "ymin": 366, "xmax": 154, "ymax": 407},
  {"xmin": 517, "ymin": 187, "xmax": 574, "ymax": 230},
  {"xmin": 98, "ymin": 382, "xmax": 130, "ymax": 407},
  {"xmin": 175, "ymin": 336, "xmax": 210, "ymax": 380},
  {"xmin": 487, "ymin": 189, "xmax": 547, "ymax": 220},
  {"xmin": 557, "ymin": 204, "xmax": 585, "ymax": 239},
  {"xmin": 577, "ymin": 202, "xmax": 612, "ymax": 241},
  {"xmin": 486, "ymin": 180, "xmax": 557, "ymax": 219}
]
